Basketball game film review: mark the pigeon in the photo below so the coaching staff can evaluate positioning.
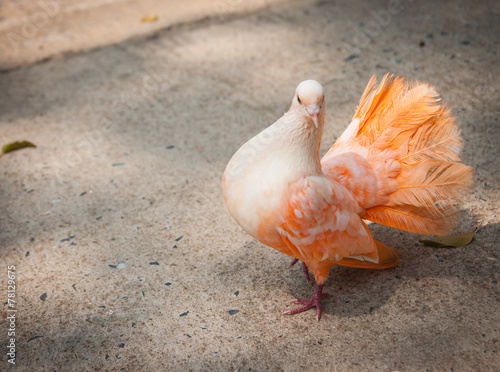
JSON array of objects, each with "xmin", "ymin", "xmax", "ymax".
[{"xmin": 222, "ymin": 74, "xmax": 473, "ymax": 320}]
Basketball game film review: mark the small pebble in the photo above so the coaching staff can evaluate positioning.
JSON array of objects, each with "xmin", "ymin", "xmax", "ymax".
[
  {"xmin": 165, "ymin": 282, "xmax": 172, "ymax": 286},
  {"xmin": 149, "ymin": 261, "xmax": 159, "ymax": 265},
  {"xmin": 40, "ymin": 293, "xmax": 47, "ymax": 301},
  {"xmin": 166, "ymin": 145, "xmax": 175, "ymax": 149},
  {"xmin": 60, "ymin": 235, "xmax": 75, "ymax": 242},
  {"xmin": 25, "ymin": 251, "xmax": 30, "ymax": 257},
  {"xmin": 79, "ymin": 191, "xmax": 87, "ymax": 196},
  {"xmin": 227, "ymin": 310, "xmax": 240, "ymax": 316},
  {"xmin": 112, "ymin": 163, "xmax": 126, "ymax": 167},
  {"xmin": 460, "ymin": 40, "xmax": 470, "ymax": 46},
  {"xmin": 118, "ymin": 343, "xmax": 125, "ymax": 348},
  {"xmin": 175, "ymin": 236, "xmax": 184, "ymax": 242},
  {"xmin": 109, "ymin": 261, "xmax": 126, "ymax": 269},
  {"xmin": 344, "ymin": 54, "xmax": 358, "ymax": 62},
  {"xmin": 179, "ymin": 311, "xmax": 189, "ymax": 317},
  {"xmin": 234, "ymin": 290, "xmax": 239, "ymax": 296}
]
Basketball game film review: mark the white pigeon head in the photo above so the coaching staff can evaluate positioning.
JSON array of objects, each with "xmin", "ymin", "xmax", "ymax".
[{"xmin": 291, "ymin": 80, "xmax": 325, "ymax": 128}]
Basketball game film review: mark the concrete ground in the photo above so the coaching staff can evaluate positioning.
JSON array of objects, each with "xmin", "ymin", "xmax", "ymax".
[{"xmin": 1, "ymin": 0, "xmax": 499, "ymax": 370}]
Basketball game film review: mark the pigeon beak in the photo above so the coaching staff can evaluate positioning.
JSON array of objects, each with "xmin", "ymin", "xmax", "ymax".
[
  {"xmin": 306, "ymin": 105, "xmax": 321, "ymax": 128},
  {"xmin": 310, "ymin": 115, "xmax": 319, "ymax": 128}
]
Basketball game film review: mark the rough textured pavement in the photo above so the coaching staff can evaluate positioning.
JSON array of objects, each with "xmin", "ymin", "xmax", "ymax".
[
  {"xmin": 0, "ymin": 0, "xmax": 286, "ymax": 70},
  {"xmin": 0, "ymin": 0, "xmax": 499, "ymax": 370}
]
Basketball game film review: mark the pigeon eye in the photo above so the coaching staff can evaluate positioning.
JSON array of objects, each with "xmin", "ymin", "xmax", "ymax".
[{"xmin": 297, "ymin": 96, "xmax": 302, "ymax": 104}]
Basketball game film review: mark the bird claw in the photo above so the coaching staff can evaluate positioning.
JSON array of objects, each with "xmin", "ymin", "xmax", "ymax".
[
  {"xmin": 283, "ymin": 299, "xmax": 323, "ymax": 321},
  {"xmin": 292, "ymin": 292, "xmax": 329, "ymax": 304},
  {"xmin": 283, "ymin": 284, "xmax": 329, "ymax": 321}
]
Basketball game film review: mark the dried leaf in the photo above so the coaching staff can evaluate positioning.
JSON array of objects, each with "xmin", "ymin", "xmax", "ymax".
[
  {"xmin": 419, "ymin": 228, "xmax": 477, "ymax": 248},
  {"xmin": 1, "ymin": 141, "xmax": 36, "ymax": 155},
  {"xmin": 141, "ymin": 15, "xmax": 158, "ymax": 23}
]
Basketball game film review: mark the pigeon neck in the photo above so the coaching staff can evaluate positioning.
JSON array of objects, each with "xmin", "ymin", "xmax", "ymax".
[{"xmin": 274, "ymin": 110, "xmax": 324, "ymax": 175}]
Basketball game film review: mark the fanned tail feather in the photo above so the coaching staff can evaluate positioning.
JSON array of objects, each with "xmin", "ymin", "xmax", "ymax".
[
  {"xmin": 351, "ymin": 74, "xmax": 473, "ymax": 234},
  {"xmin": 365, "ymin": 205, "xmax": 458, "ymax": 236},
  {"xmin": 388, "ymin": 161, "xmax": 473, "ymax": 210}
]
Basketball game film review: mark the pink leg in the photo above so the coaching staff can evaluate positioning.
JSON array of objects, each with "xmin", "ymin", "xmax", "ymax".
[
  {"xmin": 301, "ymin": 262, "xmax": 312, "ymax": 286},
  {"xmin": 288, "ymin": 259, "xmax": 312, "ymax": 285},
  {"xmin": 288, "ymin": 258, "xmax": 299, "ymax": 268},
  {"xmin": 283, "ymin": 284, "xmax": 330, "ymax": 321}
]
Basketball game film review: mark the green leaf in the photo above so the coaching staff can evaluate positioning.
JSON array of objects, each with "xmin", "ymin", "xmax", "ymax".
[
  {"xmin": 419, "ymin": 228, "xmax": 477, "ymax": 248},
  {"xmin": 1, "ymin": 141, "xmax": 36, "ymax": 155}
]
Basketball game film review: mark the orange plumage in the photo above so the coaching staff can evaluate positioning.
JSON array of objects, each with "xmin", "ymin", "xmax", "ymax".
[{"xmin": 222, "ymin": 75, "xmax": 473, "ymax": 320}]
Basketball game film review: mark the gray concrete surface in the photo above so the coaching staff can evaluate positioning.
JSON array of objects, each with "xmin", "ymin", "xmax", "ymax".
[
  {"xmin": 0, "ymin": 0, "xmax": 499, "ymax": 370},
  {"xmin": 0, "ymin": 0, "xmax": 286, "ymax": 70}
]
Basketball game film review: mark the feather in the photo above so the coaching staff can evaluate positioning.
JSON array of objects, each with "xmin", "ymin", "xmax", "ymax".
[
  {"xmin": 388, "ymin": 161, "xmax": 474, "ymax": 210},
  {"xmin": 371, "ymin": 84, "xmax": 441, "ymax": 150},
  {"xmin": 332, "ymin": 74, "xmax": 474, "ymax": 235},
  {"xmin": 353, "ymin": 74, "xmax": 406, "ymax": 145},
  {"xmin": 399, "ymin": 110, "xmax": 463, "ymax": 164},
  {"xmin": 364, "ymin": 204, "xmax": 458, "ymax": 235}
]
